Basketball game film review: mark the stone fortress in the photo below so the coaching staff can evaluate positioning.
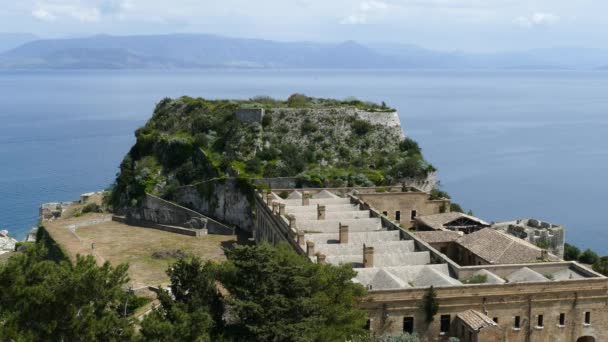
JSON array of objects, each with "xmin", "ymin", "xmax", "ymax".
[
  {"xmin": 254, "ymin": 187, "xmax": 606, "ymax": 342},
  {"xmin": 31, "ymin": 101, "xmax": 604, "ymax": 342}
]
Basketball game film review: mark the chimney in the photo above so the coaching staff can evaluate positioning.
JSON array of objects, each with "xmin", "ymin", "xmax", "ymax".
[
  {"xmin": 339, "ymin": 223, "xmax": 349, "ymax": 244},
  {"xmin": 271, "ymin": 201, "xmax": 279, "ymax": 215},
  {"xmin": 316, "ymin": 253, "xmax": 326, "ymax": 264},
  {"xmin": 266, "ymin": 191, "xmax": 273, "ymax": 205},
  {"xmin": 297, "ymin": 230, "xmax": 305, "ymax": 246},
  {"xmin": 541, "ymin": 249, "xmax": 548, "ymax": 261},
  {"xmin": 306, "ymin": 241, "xmax": 315, "ymax": 257},
  {"xmin": 302, "ymin": 192, "xmax": 311, "ymax": 206},
  {"xmin": 288, "ymin": 215, "xmax": 297, "ymax": 230},
  {"xmin": 279, "ymin": 203, "xmax": 286, "ymax": 216},
  {"xmin": 317, "ymin": 205, "xmax": 326, "ymax": 220},
  {"xmin": 363, "ymin": 244, "xmax": 374, "ymax": 268}
]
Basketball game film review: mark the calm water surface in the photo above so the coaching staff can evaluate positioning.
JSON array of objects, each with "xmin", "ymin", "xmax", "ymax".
[{"xmin": 1, "ymin": 69, "xmax": 607, "ymax": 253}]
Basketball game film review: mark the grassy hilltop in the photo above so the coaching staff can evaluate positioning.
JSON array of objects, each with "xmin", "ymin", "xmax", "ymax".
[{"xmin": 108, "ymin": 94, "xmax": 435, "ymax": 209}]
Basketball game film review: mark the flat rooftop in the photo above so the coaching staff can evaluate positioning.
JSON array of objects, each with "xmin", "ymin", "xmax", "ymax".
[{"xmin": 43, "ymin": 213, "xmax": 236, "ymax": 289}]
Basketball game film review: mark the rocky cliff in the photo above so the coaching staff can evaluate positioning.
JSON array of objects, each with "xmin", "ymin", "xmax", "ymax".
[{"xmin": 108, "ymin": 95, "xmax": 436, "ymax": 230}]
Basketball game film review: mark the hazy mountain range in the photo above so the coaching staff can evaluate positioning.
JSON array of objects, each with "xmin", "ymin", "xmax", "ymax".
[{"xmin": 1, "ymin": 33, "xmax": 608, "ymax": 70}]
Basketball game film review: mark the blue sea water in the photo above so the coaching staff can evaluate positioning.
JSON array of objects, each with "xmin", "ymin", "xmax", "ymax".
[{"xmin": 1, "ymin": 69, "xmax": 607, "ymax": 254}]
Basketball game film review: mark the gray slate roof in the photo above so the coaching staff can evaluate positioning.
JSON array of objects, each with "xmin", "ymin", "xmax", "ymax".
[{"xmin": 456, "ymin": 228, "xmax": 559, "ymax": 264}]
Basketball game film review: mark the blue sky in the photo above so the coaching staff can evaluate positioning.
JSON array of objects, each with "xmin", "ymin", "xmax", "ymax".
[{"xmin": 1, "ymin": 0, "xmax": 605, "ymax": 52}]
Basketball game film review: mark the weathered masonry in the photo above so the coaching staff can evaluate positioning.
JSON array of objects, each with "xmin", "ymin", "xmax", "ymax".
[{"xmin": 253, "ymin": 187, "xmax": 608, "ymax": 342}]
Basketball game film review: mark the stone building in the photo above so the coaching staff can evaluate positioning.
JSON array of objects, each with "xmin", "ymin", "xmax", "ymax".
[
  {"xmin": 493, "ymin": 218, "xmax": 566, "ymax": 259},
  {"xmin": 355, "ymin": 188, "xmax": 450, "ymax": 229},
  {"xmin": 254, "ymin": 187, "xmax": 608, "ymax": 342}
]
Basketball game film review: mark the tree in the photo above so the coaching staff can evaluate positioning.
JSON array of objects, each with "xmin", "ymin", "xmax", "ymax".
[
  {"xmin": 563, "ymin": 243, "xmax": 581, "ymax": 261},
  {"xmin": 592, "ymin": 256, "xmax": 608, "ymax": 276},
  {"xmin": 287, "ymin": 93, "xmax": 311, "ymax": 107},
  {"xmin": 139, "ymin": 257, "xmax": 223, "ymax": 341},
  {"xmin": 0, "ymin": 244, "xmax": 134, "ymax": 340},
  {"xmin": 140, "ymin": 244, "xmax": 367, "ymax": 341},
  {"xmin": 578, "ymin": 249, "xmax": 599, "ymax": 265},
  {"xmin": 220, "ymin": 243, "xmax": 368, "ymax": 341},
  {"xmin": 423, "ymin": 286, "xmax": 439, "ymax": 323}
]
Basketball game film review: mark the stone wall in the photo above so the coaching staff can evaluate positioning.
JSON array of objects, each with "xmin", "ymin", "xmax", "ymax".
[
  {"xmin": 252, "ymin": 177, "xmax": 298, "ymax": 189},
  {"xmin": 127, "ymin": 194, "xmax": 234, "ymax": 235},
  {"xmin": 356, "ymin": 192, "xmax": 450, "ymax": 229},
  {"xmin": 364, "ymin": 279, "xmax": 608, "ymax": 342},
  {"xmin": 235, "ymin": 108, "xmax": 265, "ymax": 124},
  {"xmin": 175, "ymin": 179, "xmax": 254, "ymax": 232}
]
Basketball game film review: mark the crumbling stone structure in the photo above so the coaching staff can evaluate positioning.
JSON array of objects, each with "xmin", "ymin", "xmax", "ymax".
[{"xmin": 493, "ymin": 218, "xmax": 566, "ymax": 258}]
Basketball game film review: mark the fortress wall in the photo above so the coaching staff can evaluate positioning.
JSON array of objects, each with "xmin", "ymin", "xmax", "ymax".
[
  {"xmin": 127, "ymin": 194, "xmax": 234, "ymax": 235},
  {"xmin": 175, "ymin": 179, "xmax": 254, "ymax": 232}
]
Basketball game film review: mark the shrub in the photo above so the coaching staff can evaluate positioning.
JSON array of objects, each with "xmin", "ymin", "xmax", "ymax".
[
  {"xmin": 351, "ymin": 119, "xmax": 373, "ymax": 136},
  {"xmin": 301, "ymin": 118, "xmax": 319, "ymax": 135},
  {"xmin": 463, "ymin": 274, "xmax": 487, "ymax": 284},
  {"xmin": 592, "ymin": 256, "xmax": 608, "ymax": 276},
  {"xmin": 399, "ymin": 138, "xmax": 422, "ymax": 155},
  {"xmin": 430, "ymin": 188, "xmax": 450, "ymax": 200},
  {"xmin": 564, "ymin": 243, "xmax": 580, "ymax": 261},
  {"xmin": 579, "ymin": 249, "xmax": 599, "ymax": 265},
  {"xmin": 82, "ymin": 203, "xmax": 102, "ymax": 214},
  {"xmin": 287, "ymin": 93, "xmax": 311, "ymax": 107},
  {"xmin": 450, "ymin": 203, "xmax": 464, "ymax": 213}
]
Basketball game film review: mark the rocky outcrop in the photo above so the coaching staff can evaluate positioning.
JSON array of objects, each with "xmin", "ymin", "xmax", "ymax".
[{"xmin": 0, "ymin": 230, "xmax": 17, "ymax": 254}]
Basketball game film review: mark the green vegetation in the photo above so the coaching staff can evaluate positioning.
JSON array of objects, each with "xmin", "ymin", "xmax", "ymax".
[
  {"xmin": 579, "ymin": 248, "xmax": 599, "ymax": 265},
  {"xmin": 564, "ymin": 243, "xmax": 580, "ymax": 261},
  {"xmin": 0, "ymin": 241, "xmax": 367, "ymax": 341},
  {"xmin": 251, "ymin": 93, "xmax": 397, "ymax": 112},
  {"xmin": 423, "ymin": 286, "xmax": 439, "ymax": 323},
  {"xmin": 563, "ymin": 242, "xmax": 608, "ymax": 277},
  {"xmin": 0, "ymin": 243, "xmax": 137, "ymax": 340},
  {"xmin": 463, "ymin": 274, "xmax": 488, "ymax": 284},
  {"xmin": 592, "ymin": 256, "xmax": 608, "ymax": 276},
  {"xmin": 140, "ymin": 243, "xmax": 368, "ymax": 341},
  {"xmin": 108, "ymin": 95, "xmax": 435, "ymax": 209}
]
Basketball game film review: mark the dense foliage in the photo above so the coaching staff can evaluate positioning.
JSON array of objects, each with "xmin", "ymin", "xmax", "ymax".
[
  {"xmin": 0, "ymin": 243, "xmax": 135, "ymax": 340},
  {"xmin": 564, "ymin": 243, "xmax": 581, "ymax": 261},
  {"xmin": 108, "ymin": 95, "xmax": 435, "ymax": 208},
  {"xmin": 563, "ymin": 242, "xmax": 608, "ymax": 277},
  {"xmin": 423, "ymin": 286, "xmax": 439, "ymax": 323},
  {"xmin": 140, "ymin": 243, "xmax": 368, "ymax": 341}
]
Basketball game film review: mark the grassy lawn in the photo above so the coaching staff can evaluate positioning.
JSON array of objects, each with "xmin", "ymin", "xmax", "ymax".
[{"xmin": 44, "ymin": 214, "xmax": 237, "ymax": 288}]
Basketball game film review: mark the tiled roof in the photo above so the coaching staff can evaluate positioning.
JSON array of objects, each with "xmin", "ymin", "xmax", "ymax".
[
  {"xmin": 416, "ymin": 212, "xmax": 490, "ymax": 230},
  {"xmin": 415, "ymin": 230, "xmax": 462, "ymax": 243},
  {"xmin": 456, "ymin": 228, "xmax": 559, "ymax": 264},
  {"xmin": 457, "ymin": 310, "xmax": 498, "ymax": 330}
]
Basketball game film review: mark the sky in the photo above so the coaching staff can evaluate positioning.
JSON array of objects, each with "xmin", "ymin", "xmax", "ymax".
[{"xmin": 0, "ymin": 0, "xmax": 606, "ymax": 52}]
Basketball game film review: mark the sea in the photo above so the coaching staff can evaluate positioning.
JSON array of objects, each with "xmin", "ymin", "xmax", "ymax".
[{"xmin": 1, "ymin": 69, "xmax": 607, "ymax": 254}]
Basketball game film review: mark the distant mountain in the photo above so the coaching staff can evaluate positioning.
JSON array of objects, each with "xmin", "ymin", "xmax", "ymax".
[
  {"xmin": 0, "ymin": 34, "xmax": 406, "ymax": 69},
  {"xmin": 0, "ymin": 33, "xmax": 38, "ymax": 54},
  {"xmin": 2, "ymin": 33, "xmax": 608, "ymax": 70}
]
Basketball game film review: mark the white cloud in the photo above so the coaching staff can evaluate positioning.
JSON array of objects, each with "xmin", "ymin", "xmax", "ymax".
[
  {"xmin": 340, "ymin": 13, "xmax": 367, "ymax": 25},
  {"xmin": 31, "ymin": 0, "xmax": 129, "ymax": 22},
  {"xmin": 341, "ymin": 0, "xmax": 388, "ymax": 25},
  {"xmin": 515, "ymin": 12, "xmax": 560, "ymax": 28},
  {"xmin": 32, "ymin": 8, "xmax": 57, "ymax": 21}
]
